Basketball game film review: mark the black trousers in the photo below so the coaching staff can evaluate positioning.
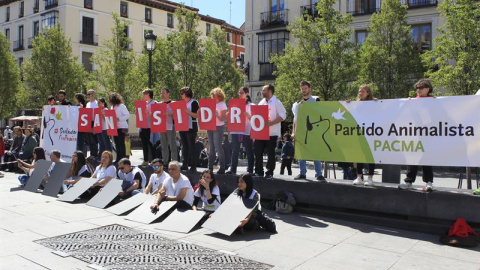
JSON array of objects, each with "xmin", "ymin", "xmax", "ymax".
[
  {"xmin": 113, "ymin": 129, "xmax": 126, "ymax": 162},
  {"xmin": 356, "ymin": 163, "xmax": 375, "ymax": 176},
  {"xmin": 254, "ymin": 136, "xmax": 278, "ymax": 176},
  {"xmin": 85, "ymin": 132, "xmax": 99, "ymax": 157},
  {"xmin": 140, "ymin": 128, "xmax": 155, "ymax": 162},
  {"xmin": 406, "ymin": 165, "xmax": 433, "ymax": 183},
  {"xmin": 179, "ymin": 129, "xmax": 197, "ymax": 170},
  {"xmin": 280, "ymin": 158, "xmax": 292, "ymax": 175}
]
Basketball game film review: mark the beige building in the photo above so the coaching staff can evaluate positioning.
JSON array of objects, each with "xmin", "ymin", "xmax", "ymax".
[
  {"xmin": 244, "ymin": 0, "xmax": 442, "ymax": 99},
  {"xmin": 0, "ymin": 0, "xmax": 243, "ymax": 73}
]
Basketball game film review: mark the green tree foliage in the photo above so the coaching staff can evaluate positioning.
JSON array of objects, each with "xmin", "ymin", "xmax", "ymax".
[
  {"xmin": 91, "ymin": 14, "xmax": 140, "ymax": 109},
  {"xmin": 196, "ymin": 27, "xmax": 243, "ymax": 99},
  {"xmin": 22, "ymin": 25, "xmax": 85, "ymax": 108},
  {"xmin": 0, "ymin": 33, "xmax": 22, "ymax": 119},
  {"xmin": 271, "ymin": 0, "xmax": 357, "ymax": 120},
  {"xmin": 422, "ymin": 0, "xmax": 480, "ymax": 95},
  {"xmin": 357, "ymin": 0, "xmax": 423, "ymax": 99}
]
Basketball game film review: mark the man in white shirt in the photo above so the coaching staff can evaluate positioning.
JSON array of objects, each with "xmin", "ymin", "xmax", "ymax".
[
  {"xmin": 141, "ymin": 158, "xmax": 169, "ymax": 195},
  {"xmin": 85, "ymin": 89, "xmax": 99, "ymax": 158},
  {"xmin": 253, "ymin": 84, "xmax": 287, "ymax": 179},
  {"xmin": 116, "ymin": 158, "xmax": 146, "ymax": 198},
  {"xmin": 150, "ymin": 161, "xmax": 194, "ymax": 211},
  {"xmin": 3, "ymin": 126, "xmax": 12, "ymax": 140}
]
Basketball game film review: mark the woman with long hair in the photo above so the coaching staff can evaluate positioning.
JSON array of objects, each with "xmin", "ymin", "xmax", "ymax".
[
  {"xmin": 63, "ymin": 151, "xmax": 94, "ymax": 187},
  {"xmin": 207, "ymin": 88, "xmax": 227, "ymax": 174},
  {"xmin": 109, "ymin": 93, "xmax": 130, "ymax": 163},
  {"xmin": 17, "ymin": 147, "xmax": 46, "ymax": 185},
  {"xmin": 192, "ymin": 170, "xmax": 221, "ymax": 212}
]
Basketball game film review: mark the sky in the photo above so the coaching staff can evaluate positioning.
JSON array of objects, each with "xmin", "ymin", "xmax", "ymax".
[{"xmin": 168, "ymin": 0, "xmax": 246, "ymax": 28}]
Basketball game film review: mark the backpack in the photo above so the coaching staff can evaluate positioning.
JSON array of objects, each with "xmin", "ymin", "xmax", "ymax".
[{"xmin": 275, "ymin": 200, "xmax": 293, "ymax": 214}]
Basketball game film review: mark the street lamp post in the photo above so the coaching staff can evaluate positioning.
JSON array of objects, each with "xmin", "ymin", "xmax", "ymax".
[
  {"xmin": 235, "ymin": 56, "xmax": 249, "ymax": 80},
  {"xmin": 144, "ymin": 30, "xmax": 157, "ymax": 89}
]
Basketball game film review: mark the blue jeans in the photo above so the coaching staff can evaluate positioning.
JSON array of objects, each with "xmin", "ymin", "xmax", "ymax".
[
  {"xmin": 231, "ymin": 134, "xmax": 254, "ymax": 174},
  {"xmin": 207, "ymin": 125, "xmax": 225, "ymax": 170},
  {"xmin": 299, "ymin": 160, "xmax": 323, "ymax": 177}
]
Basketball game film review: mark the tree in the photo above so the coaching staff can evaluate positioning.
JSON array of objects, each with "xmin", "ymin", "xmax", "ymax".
[
  {"xmin": 196, "ymin": 27, "xmax": 243, "ymax": 99},
  {"xmin": 22, "ymin": 25, "xmax": 85, "ymax": 108},
  {"xmin": 170, "ymin": 7, "xmax": 203, "ymax": 92},
  {"xmin": 271, "ymin": 0, "xmax": 357, "ymax": 120},
  {"xmin": 357, "ymin": 0, "xmax": 423, "ymax": 99},
  {"xmin": 0, "ymin": 33, "xmax": 22, "ymax": 119},
  {"xmin": 91, "ymin": 13, "xmax": 140, "ymax": 109},
  {"xmin": 422, "ymin": 0, "xmax": 480, "ymax": 95}
]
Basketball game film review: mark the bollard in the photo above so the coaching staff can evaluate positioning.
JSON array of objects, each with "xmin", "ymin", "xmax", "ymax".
[{"xmin": 381, "ymin": 164, "xmax": 401, "ymax": 184}]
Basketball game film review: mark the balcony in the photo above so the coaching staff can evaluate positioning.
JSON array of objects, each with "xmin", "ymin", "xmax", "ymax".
[
  {"xmin": 80, "ymin": 32, "xmax": 98, "ymax": 46},
  {"xmin": 28, "ymin": 37, "xmax": 34, "ymax": 48},
  {"xmin": 407, "ymin": 0, "xmax": 438, "ymax": 9},
  {"xmin": 300, "ymin": 4, "xmax": 319, "ymax": 18},
  {"xmin": 13, "ymin": 39, "xmax": 25, "ymax": 51},
  {"xmin": 347, "ymin": 6, "xmax": 381, "ymax": 16},
  {"xmin": 33, "ymin": 5, "xmax": 39, "ymax": 13},
  {"xmin": 19, "ymin": 12, "xmax": 24, "ymax": 18},
  {"xmin": 45, "ymin": 0, "xmax": 58, "ymax": 10},
  {"xmin": 260, "ymin": 9, "xmax": 289, "ymax": 29},
  {"xmin": 259, "ymin": 63, "xmax": 277, "ymax": 81}
]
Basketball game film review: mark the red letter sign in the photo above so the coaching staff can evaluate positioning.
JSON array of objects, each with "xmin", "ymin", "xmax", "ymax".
[
  {"xmin": 93, "ymin": 108, "xmax": 103, "ymax": 134},
  {"xmin": 78, "ymin": 108, "xmax": 92, "ymax": 133},
  {"xmin": 150, "ymin": 103, "xmax": 167, "ymax": 133},
  {"xmin": 169, "ymin": 101, "xmax": 189, "ymax": 132},
  {"xmin": 104, "ymin": 109, "xmax": 118, "ymax": 136},
  {"xmin": 135, "ymin": 100, "xmax": 147, "ymax": 128},
  {"xmin": 250, "ymin": 105, "xmax": 269, "ymax": 140},
  {"xmin": 198, "ymin": 99, "xmax": 216, "ymax": 131},
  {"xmin": 227, "ymin": 99, "xmax": 246, "ymax": 132}
]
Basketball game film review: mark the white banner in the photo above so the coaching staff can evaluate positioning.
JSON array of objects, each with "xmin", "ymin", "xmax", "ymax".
[
  {"xmin": 296, "ymin": 95, "xmax": 480, "ymax": 166},
  {"xmin": 40, "ymin": 106, "xmax": 78, "ymax": 162}
]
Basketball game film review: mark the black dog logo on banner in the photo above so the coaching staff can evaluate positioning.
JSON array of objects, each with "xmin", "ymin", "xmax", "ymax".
[{"xmin": 305, "ymin": 115, "xmax": 332, "ymax": 152}]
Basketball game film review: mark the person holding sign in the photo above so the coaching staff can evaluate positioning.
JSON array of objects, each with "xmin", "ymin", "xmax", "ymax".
[
  {"xmin": 139, "ymin": 89, "xmax": 157, "ymax": 165},
  {"xmin": 85, "ymin": 89, "xmax": 100, "ymax": 159},
  {"xmin": 253, "ymin": 84, "xmax": 287, "ymax": 179},
  {"xmin": 159, "ymin": 88, "xmax": 179, "ymax": 164},
  {"xmin": 109, "ymin": 93, "xmax": 130, "ymax": 163},
  {"xmin": 399, "ymin": 79, "xmax": 435, "ymax": 192},
  {"xmin": 179, "ymin": 87, "xmax": 199, "ymax": 172},
  {"xmin": 206, "ymin": 88, "xmax": 228, "ymax": 174},
  {"xmin": 97, "ymin": 98, "xmax": 112, "ymax": 154}
]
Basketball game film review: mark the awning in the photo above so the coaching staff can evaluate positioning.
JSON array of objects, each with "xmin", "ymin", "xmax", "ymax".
[{"xmin": 9, "ymin": 116, "xmax": 42, "ymax": 122}]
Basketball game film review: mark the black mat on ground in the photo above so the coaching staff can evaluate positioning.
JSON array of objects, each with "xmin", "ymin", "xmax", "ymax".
[
  {"xmin": 106, "ymin": 193, "xmax": 151, "ymax": 215},
  {"xmin": 35, "ymin": 224, "xmax": 272, "ymax": 270},
  {"xmin": 155, "ymin": 209, "xmax": 206, "ymax": 233},
  {"xmin": 125, "ymin": 197, "xmax": 176, "ymax": 224},
  {"xmin": 57, "ymin": 178, "xmax": 98, "ymax": 202},
  {"xmin": 23, "ymin": 160, "xmax": 52, "ymax": 192},
  {"xmin": 202, "ymin": 194, "xmax": 258, "ymax": 236},
  {"xmin": 42, "ymin": 163, "xmax": 72, "ymax": 197},
  {"xmin": 86, "ymin": 180, "xmax": 123, "ymax": 209}
]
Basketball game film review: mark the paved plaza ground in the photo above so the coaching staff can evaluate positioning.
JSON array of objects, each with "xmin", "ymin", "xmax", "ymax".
[{"xmin": 1, "ymin": 150, "xmax": 479, "ymax": 269}]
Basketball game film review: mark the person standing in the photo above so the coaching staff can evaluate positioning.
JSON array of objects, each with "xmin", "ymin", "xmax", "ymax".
[
  {"xmin": 3, "ymin": 126, "xmax": 12, "ymax": 141},
  {"xmin": 85, "ymin": 89, "xmax": 100, "ymax": 158},
  {"xmin": 74, "ymin": 93, "xmax": 89, "ymax": 155},
  {"xmin": 159, "ymin": 88, "xmax": 178, "ymax": 164},
  {"xmin": 140, "ymin": 88, "xmax": 157, "ymax": 165},
  {"xmin": 207, "ymin": 88, "xmax": 227, "ymax": 174},
  {"xmin": 253, "ymin": 84, "xmax": 286, "ymax": 179},
  {"xmin": 280, "ymin": 133, "xmax": 294, "ymax": 176},
  {"xmin": 57, "ymin": 90, "xmax": 72, "ymax": 105},
  {"xmin": 180, "ymin": 87, "xmax": 199, "ymax": 172},
  {"xmin": 109, "ymin": 93, "xmax": 130, "ymax": 163},
  {"xmin": 97, "ymin": 98, "xmax": 112, "ymax": 154},
  {"xmin": 292, "ymin": 81, "xmax": 325, "ymax": 181},
  {"xmin": 398, "ymin": 79, "xmax": 435, "ymax": 192}
]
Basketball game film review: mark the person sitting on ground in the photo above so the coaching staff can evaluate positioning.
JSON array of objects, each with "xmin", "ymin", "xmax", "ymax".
[
  {"xmin": 43, "ymin": 150, "xmax": 65, "ymax": 183},
  {"xmin": 63, "ymin": 151, "xmax": 94, "ymax": 188},
  {"xmin": 150, "ymin": 161, "xmax": 194, "ymax": 212},
  {"xmin": 17, "ymin": 147, "xmax": 46, "ymax": 185},
  {"xmin": 234, "ymin": 173, "xmax": 277, "ymax": 234},
  {"xmin": 192, "ymin": 169, "xmax": 221, "ymax": 213},
  {"xmin": 89, "ymin": 151, "xmax": 116, "ymax": 197},
  {"xmin": 142, "ymin": 158, "xmax": 169, "ymax": 195},
  {"xmin": 116, "ymin": 158, "xmax": 146, "ymax": 199},
  {"xmin": 280, "ymin": 133, "xmax": 294, "ymax": 176}
]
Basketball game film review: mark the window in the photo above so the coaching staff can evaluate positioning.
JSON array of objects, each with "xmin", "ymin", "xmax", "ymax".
[
  {"xmin": 355, "ymin": 30, "xmax": 368, "ymax": 45},
  {"xmin": 14, "ymin": 25, "xmax": 24, "ymax": 51},
  {"xmin": 261, "ymin": 0, "xmax": 288, "ymax": 29},
  {"xmin": 230, "ymin": 50, "xmax": 234, "ymax": 58},
  {"xmin": 167, "ymin": 13, "xmax": 174, "ymax": 28},
  {"xmin": 240, "ymin": 52, "xmax": 245, "ymax": 62},
  {"xmin": 19, "ymin": 57, "xmax": 24, "ymax": 80},
  {"xmin": 82, "ymin": 52, "xmax": 94, "ymax": 72},
  {"xmin": 226, "ymin": 32, "xmax": 231, "ymax": 43},
  {"xmin": 81, "ymin": 17, "xmax": 96, "ymax": 45},
  {"xmin": 258, "ymin": 31, "xmax": 289, "ymax": 79},
  {"xmin": 84, "ymin": 0, "xmax": 93, "ymax": 9},
  {"xmin": 19, "ymin": 1, "xmax": 24, "ymax": 18},
  {"xmin": 206, "ymin": 23, "xmax": 211, "ymax": 36},
  {"xmin": 410, "ymin": 24, "xmax": 432, "ymax": 53},
  {"xmin": 145, "ymin": 8, "xmax": 152, "ymax": 23},
  {"xmin": 41, "ymin": 11, "xmax": 58, "ymax": 28},
  {"xmin": 5, "ymin": 29, "xmax": 10, "ymax": 41},
  {"xmin": 6, "ymin": 7, "xmax": 10, "ymax": 22},
  {"xmin": 33, "ymin": 21, "xmax": 39, "ymax": 37},
  {"xmin": 45, "ymin": 0, "xmax": 58, "ymax": 9},
  {"xmin": 241, "ymin": 36, "xmax": 244, "ymax": 46},
  {"xmin": 33, "ymin": 0, "xmax": 39, "ymax": 13},
  {"xmin": 120, "ymin": 2, "xmax": 128, "ymax": 18},
  {"xmin": 269, "ymin": 0, "xmax": 285, "ymax": 13}
]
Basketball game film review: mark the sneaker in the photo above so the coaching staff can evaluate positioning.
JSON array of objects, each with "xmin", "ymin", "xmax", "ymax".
[
  {"xmin": 294, "ymin": 174, "xmax": 306, "ymax": 180},
  {"xmin": 364, "ymin": 179, "xmax": 373, "ymax": 186},
  {"xmin": 398, "ymin": 182, "xmax": 413, "ymax": 190},
  {"xmin": 353, "ymin": 178, "xmax": 363, "ymax": 185},
  {"xmin": 252, "ymin": 173, "xmax": 264, "ymax": 177},
  {"xmin": 424, "ymin": 182, "xmax": 433, "ymax": 192},
  {"xmin": 216, "ymin": 169, "xmax": 225, "ymax": 175},
  {"xmin": 316, "ymin": 175, "xmax": 327, "ymax": 182},
  {"xmin": 265, "ymin": 174, "xmax": 273, "ymax": 179}
]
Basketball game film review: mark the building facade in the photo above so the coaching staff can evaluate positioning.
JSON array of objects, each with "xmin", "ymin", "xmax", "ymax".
[
  {"xmin": 244, "ymin": 0, "xmax": 443, "ymax": 100},
  {"xmin": 0, "ymin": 0, "xmax": 244, "ymax": 74}
]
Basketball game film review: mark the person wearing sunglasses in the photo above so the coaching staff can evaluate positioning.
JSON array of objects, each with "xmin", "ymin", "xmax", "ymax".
[
  {"xmin": 116, "ymin": 158, "xmax": 146, "ymax": 199},
  {"xmin": 142, "ymin": 158, "xmax": 169, "ymax": 195}
]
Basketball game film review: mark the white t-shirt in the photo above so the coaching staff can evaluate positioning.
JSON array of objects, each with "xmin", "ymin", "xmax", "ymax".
[
  {"xmin": 93, "ymin": 165, "xmax": 116, "ymax": 186},
  {"xmin": 148, "ymin": 171, "xmax": 169, "ymax": 193},
  {"xmin": 194, "ymin": 185, "xmax": 221, "ymax": 211},
  {"xmin": 292, "ymin": 96, "xmax": 319, "ymax": 124},
  {"xmin": 258, "ymin": 95, "xmax": 286, "ymax": 137},
  {"xmin": 86, "ymin": 100, "xmax": 99, "ymax": 119},
  {"xmin": 162, "ymin": 174, "xmax": 194, "ymax": 206},
  {"xmin": 3, "ymin": 129, "xmax": 12, "ymax": 140},
  {"xmin": 215, "ymin": 101, "xmax": 228, "ymax": 126}
]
